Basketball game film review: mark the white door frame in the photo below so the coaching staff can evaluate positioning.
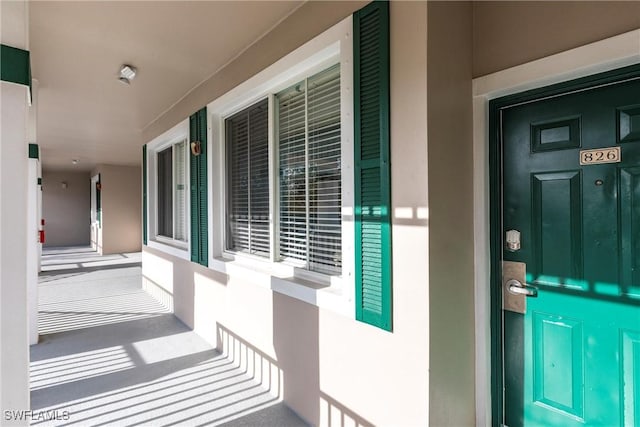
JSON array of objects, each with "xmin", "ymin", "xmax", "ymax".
[{"xmin": 472, "ymin": 29, "xmax": 640, "ymax": 426}]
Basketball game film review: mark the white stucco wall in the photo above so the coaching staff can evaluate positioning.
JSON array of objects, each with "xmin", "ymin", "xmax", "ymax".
[
  {"xmin": 27, "ymin": 154, "xmax": 39, "ymax": 345},
  {"xmin": 142, "ymin": 2, "xmax": 431, "ymax": 425},
  {"xmin": 0, "ymin": 0, "xmax": 31, "ymax": 422}
]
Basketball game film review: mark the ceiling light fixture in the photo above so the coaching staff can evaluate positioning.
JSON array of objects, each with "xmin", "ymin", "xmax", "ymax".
[{"xmin": 118, "ymin": 64, "xmax": 137, "ymax": 85}]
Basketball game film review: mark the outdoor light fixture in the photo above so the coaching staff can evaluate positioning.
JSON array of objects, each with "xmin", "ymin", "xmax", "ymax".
[
  {"xmin": 72, "ymin": 159, "xmax": 79, "ymax": 165},
  {"xmin": 190, "ymin": 141, "xmax": 202, "ymax": 156},
  {"xmin": 118, "ymin": 64, "xmax": 137, "ymax": 85}
]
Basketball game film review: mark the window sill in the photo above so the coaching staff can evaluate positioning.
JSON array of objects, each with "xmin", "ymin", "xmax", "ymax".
[
  {"xmin": 209, "ymin": 256, "xmax": 353, "ymax": 318},
  {"xmin": 147, "ymin": 238, "xmax": 190, "ymax": 261}
]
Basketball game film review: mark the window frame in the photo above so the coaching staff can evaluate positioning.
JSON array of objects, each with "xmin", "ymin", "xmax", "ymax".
[
  {"xmin": 224, "ymin": 99, "xmax": 271, "ymax": 258},
  {"xmin": 146, "ymin": 119, "xmax": 191, "ymax": 260},
  {"xmin": 208, "ymin": 16, "xmax": 355, "ymax": 316},
  {"xmin": 276, "ymin": 64, "xmax": 343, "ymax": 276}
]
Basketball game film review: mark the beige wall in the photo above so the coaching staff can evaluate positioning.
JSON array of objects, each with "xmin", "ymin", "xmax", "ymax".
[
  {"xmin": 139, "ymin": 1, "xmax": 640, "ymax": 425},
  {"xmin": 92, "ymin": 164, "xmax": 141, "ymax": 254},
  {"xmin": 427, "ymin": 2, "xmax": 475, "ymax": 425},
  {"xmin": 473, "ymin": 1, "xmax": 640, "ymax": 77},
  {"xmin": 42, "ymin": 171, "xmax": 90, "ymax": 247},
  {"xmin": 142, "ymin": 1, "xmax": 432, "ymax": 425},
  {"xmin": 143, "ymin": 1, "xmax": 368, "ymax": 143}
]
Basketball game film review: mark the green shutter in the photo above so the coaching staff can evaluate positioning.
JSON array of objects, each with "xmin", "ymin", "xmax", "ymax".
[
  {"xmin": 142, "ymin": 145, "xmax": 148, "ymax": 244},
  {"xmin": 28, "ymin": 143, "xmax": 39, "ymax": 159},
  {"xmin": 96, "ymin": 174, "xmax": 102, "ymax": 228},
  {"xmin": 354, "ymin": 1, "xmax": 392, "ymax": 331},
  {"xmin": 190, "ymin": 107, "xmax": 208, "ymax": 266},
  {"xmin": 1, "ymin": 44, "xmax": 30, "ymax": 87}
]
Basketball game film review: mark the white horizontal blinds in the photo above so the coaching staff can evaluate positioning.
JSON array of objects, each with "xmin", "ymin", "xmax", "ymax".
[
  {"xmin": 173, "ymin": 140, "xmax": 187, "ymax": 242},
  {"xmin": 226, "ymin": 99, "xmax": 270, "ymax": 257},
  {"xmin": 226, "ymin": 109, "xmax": 249, "ymax": 252},
  {"xmin": 277, "ymin": 65, "xmax": 342, "ymax": 275},
  {"xmin": 157, "ymin": 146, "xmax": 173, "ymax": 238},
  {"xmin": 308, "ymin": 64, "xmax": 341, "ymax": 275},
  {"xmin": 278, "ymin": 82, "xmax": 308, "ymax": 264},
  {"xmin": 248, "ymin": 102, "xmax": 270, "ymax": 256}
]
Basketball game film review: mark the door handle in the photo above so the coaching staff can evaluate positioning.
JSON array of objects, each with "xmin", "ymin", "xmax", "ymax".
[
  {"xmin": 506, "ymin": 279, "xmax": 537, "ymax": 297},
  {"xmin": 503, "ymin": 261, "xmax": 529, "ymax": 313}
]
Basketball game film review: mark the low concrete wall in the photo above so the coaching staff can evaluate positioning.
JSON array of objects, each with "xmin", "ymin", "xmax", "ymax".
[{"xmin": 142, "ymin": 241, "xmax": 429, "ymax": 426}]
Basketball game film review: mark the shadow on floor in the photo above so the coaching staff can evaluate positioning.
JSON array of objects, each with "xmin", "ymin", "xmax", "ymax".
[
  {"xmin": 31, "ymin": 254, "xmax": 307, "ymax": 426},
  {"xmin": 41, "ymin": 245, "xmax": 142, "ymax": 273},
  {"xmin": 39, "ymin": 262, "xmax": 142, "ymax": 279},
  {"xmin": 217, "ymin": 402, "xmax": 308, "ymax": 427},
  {"xmin": 37, "ymin": 262, "xmax": 164, "ymax": 335}
]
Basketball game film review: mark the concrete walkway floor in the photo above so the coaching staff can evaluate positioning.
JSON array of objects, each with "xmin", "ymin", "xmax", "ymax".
[{"xmin": 31, "ymin": 247, "xmax": 307, "ymax": 427}]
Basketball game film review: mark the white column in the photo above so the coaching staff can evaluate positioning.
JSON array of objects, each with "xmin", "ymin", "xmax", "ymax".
[
  {"xmin": 91, "ymin": 174, "xmax": 98, "ymax": 251},
  {"xmin": 27, "ymin": 149, "xmax": 39, "ymax": 345},
  {"xmin": 37, "ymin": 159, "xmax": 42, "ymax": 272},
  {"xmin": 0, "ymin": 0, "xmax": 31, "ymax": 422},
  {"xmin": 27, "ymin": 79, "xmax": 39, "ymax": 345},
  {"xmin": 29, "ymin": 79, "xmax": 42, "ymax": 272}
]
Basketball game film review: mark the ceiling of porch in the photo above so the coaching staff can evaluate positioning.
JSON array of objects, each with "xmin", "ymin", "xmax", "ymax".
[{"xmin": 29, "ymin": 1, "xmax": 304, "ymax": 172}]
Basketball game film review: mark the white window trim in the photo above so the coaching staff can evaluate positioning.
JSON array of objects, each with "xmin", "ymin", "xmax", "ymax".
[
  {"xmin": 207, "ymin": 16, "xmax": 355, "ymax": 318},
  {"xmin": 146, "ymin": 118, "xmax": 191, "ymax": 261}
]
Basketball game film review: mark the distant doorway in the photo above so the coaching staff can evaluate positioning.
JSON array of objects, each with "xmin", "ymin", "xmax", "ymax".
[{"xmin": 90, "ymin": 174, "xmax": 101, "ymax": 252}]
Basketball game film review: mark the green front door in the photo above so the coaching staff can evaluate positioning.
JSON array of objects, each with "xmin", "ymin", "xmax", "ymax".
[{"xmin": 499, "ymin": 72, "xmax": 640, "ymax": 426}]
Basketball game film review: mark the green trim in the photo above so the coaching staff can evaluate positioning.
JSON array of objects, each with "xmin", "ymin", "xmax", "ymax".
[
  {"xmin": 190, "ymin": 107, "xmax": 208, "ymax": 267},
  {"xmin": 96, "ymin": 174, "xmax": 102, "ymax": 228},
  {"xmin": 353, "ymin": 0, "xmax": 392, "ymax": 331},
  {"xmin": 488, "ymin": 97, "xmax": 503, "ymax": 427},
  {"xmin": 1, "ymin": 44, "xmax": 30, "ymax": 88},
  {"xmin": 142, "ymin": 145, "xmax": 148, "ymax": 245},
  {"xmin": 28, "ymin": 143, "xmax": 39, "ymax": 159},
  {"xmin": 37, "ymin": 177, "xmax": 42, "ymax": 185},
  {"xmin": 488, "ymin": 63, "xmax": 640, "ymax": 427}
]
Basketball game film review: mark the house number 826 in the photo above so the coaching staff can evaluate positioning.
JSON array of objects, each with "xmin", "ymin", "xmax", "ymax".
[{"xmin": 579, "ymin": 147, "xmax": 621, "ymax": 165}]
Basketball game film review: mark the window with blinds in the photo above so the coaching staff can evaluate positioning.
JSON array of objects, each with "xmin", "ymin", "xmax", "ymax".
[
  {"xmin": 225, "ymin": 99, "xmax": 270, "ymax": 257},
  {"xmin": 157, "ymin": 147, "xmax": 173, "ymax": 238},
  {"xmin": 278, "ymin": 64, "xmax": 341, "ymax": 275},
  {"xmin": 156, "ymin": 140, "xmax": 188, "ymax": 242},
  {"xmin": 174, "ymin": 140, "xmax": 187, "ymax": 241}
]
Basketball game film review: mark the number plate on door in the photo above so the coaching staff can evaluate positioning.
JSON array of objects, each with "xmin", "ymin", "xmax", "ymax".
[{"xmin": 579, "ymin": 146, "xmax": 620, "ymax": 165}]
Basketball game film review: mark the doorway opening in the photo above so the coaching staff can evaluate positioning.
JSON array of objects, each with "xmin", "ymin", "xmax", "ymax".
[{"xmin": 489, "ymin": 64, "xmax": 640, "ymax": 426}]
